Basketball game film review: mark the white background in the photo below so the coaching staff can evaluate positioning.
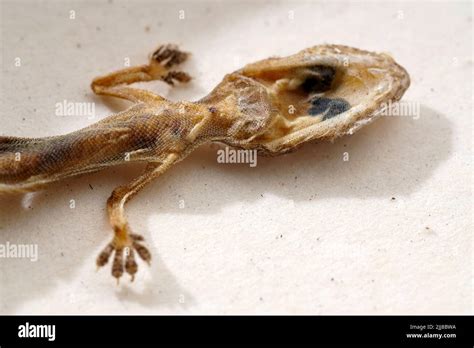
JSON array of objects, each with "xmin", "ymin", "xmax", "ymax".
[{"xmin": 0, "ymin": 0, "xmax": 472, "ymax": 314}]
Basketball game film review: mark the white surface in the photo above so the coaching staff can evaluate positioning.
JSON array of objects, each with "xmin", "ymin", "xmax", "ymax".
[{"xmin": 0, "ymin": 0, "xmax": 472, "ymax": 314}]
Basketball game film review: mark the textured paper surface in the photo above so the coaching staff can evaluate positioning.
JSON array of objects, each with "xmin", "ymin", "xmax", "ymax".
[{"xmin": 0, "ymin": 0, "xmax": 472, "ymax": 314}]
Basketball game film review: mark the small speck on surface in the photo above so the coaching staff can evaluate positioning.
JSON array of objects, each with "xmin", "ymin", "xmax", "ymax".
[{"xmin": 391, "ymin": 197, "xmax": 396, "ymax": 201}]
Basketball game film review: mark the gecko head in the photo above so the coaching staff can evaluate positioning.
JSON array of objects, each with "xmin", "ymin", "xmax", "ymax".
[{"xmin": 232, "ymin": 44, "xmax": 410, "ymax": 154}]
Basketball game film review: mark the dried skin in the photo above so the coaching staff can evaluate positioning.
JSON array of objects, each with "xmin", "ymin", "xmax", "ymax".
[{"xmin": 0, "ymin": 44, "xmax": 410, "ymax": 282}]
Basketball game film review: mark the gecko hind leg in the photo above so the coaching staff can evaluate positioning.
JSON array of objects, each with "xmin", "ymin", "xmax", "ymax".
[{"xmin": 96, "ymin": 154, "xmax": 180, "ymax": 282}]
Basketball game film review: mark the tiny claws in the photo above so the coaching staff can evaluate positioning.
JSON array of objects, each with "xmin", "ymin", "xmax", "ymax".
[
  {"xmin": 150, "ymin": 45, "xmax": 191, "ymax": 85},
  {"xmin": 163, "ymin": 71, "xmax": 192, "ymax": 86},
  {"xmin": 125, "ymin": 248, "xmax": 138, "ymax": 280},
  {"xmin": 133, "ymin": 241, "xmax": 152, "ymax": 265},
  {"xmin": 130, "ymin": 233, "xmax": 145, "ymax": 242},
  {"xmin": 165, "ymin": 51, "xmax": 189, "ymax": 68},
  {"xmin": 112, "ymin": 247, "xmax": 124, "ymax": 280},
  {"xmin": 96, "ymin": 232, "xmax": 151, "ymax": 282},
  {"xmin": 151, "ymin": 44, "xmax": 174, "ymax": 62},
  {"xmin": 96, "ymin": 243, "xmax": 114, "ymax": 267},
  {"xmin": 151, "ymin": 44, "xmax": 189, "ymax": 68}
]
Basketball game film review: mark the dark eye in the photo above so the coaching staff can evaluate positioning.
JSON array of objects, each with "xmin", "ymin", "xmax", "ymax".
[
  {"xmin": 300, "ymin": 66, "xmax": 336, "ymax": 93},
  {"xmin": 308, "ymin": 97, "xmax": 351, "ymax": 120}
]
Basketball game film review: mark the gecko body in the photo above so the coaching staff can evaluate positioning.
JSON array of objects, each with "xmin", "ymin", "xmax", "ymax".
[{"xmin": 0, "ymin": 44, "xmax": 410, "ymax": 281}]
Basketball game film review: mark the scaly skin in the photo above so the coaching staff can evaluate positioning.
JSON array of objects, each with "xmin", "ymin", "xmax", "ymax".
[{"xmin": 0, "ymin": 44, "xmax": 410, "ymax": 282}]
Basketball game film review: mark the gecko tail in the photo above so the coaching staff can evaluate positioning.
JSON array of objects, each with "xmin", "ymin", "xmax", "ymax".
[
  {"xmin": 0, "ymin": 136, "xmax": 43, "ymax": 191},
  {"xmin": 0, "ymin": 126, "xmax": 137, "ymax": 194},
  {"xmin": 0, "ymin": 136, "xmax": 30, "ymax": 150}
]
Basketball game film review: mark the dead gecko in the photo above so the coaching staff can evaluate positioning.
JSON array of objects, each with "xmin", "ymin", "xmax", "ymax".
[{"xmin": 0, "ymin": 44, "xmax": 410, "ymax": 282}]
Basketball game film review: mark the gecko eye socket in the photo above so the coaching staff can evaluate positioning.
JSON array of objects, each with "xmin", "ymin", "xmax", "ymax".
[
  {"xmin": 299, "ymin": 65, "xmax": 335, "ymax": 93},
  {"xmin": 296, "ymin": 66, "xmax": 350, "ymax": 121},
  {"xmin": 308, "ymin": 97, "xmax": 351, "ymax": 120}
]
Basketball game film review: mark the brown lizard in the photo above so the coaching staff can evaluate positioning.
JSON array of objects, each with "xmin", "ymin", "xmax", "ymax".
[{"xmin": 0, "ymin": 44, "xmax": 410, "ymax": 282}]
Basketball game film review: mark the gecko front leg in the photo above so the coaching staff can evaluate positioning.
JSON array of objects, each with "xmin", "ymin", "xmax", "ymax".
[
  {"xmin": 91, "ymin": 43, "xmax": 191, "ymax": 103},
  {"xmin": 96, "ymin": 153, "xmax": 180, "ymax": 282}
]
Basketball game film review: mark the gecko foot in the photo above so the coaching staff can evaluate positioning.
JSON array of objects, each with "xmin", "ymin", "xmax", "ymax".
[
  {"xmin": 151, "ymin": 44, "xmax": 189, "ymax": 68},
  {"xmin": 162, "ymin": 71, "xmax": 192, "ymax": 86},
  {"xmin": 96, "ymin": 231, "xmax": 151, "ymax": 283},
  {"xmin": 150, "ymin": 44, "xmax": 191, "ymax": 86}
]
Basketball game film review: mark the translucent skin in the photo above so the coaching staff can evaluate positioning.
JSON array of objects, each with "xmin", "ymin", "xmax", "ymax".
[{"xmin": 0, "ymin": 44, "xmax": 410, "ymax": 282}]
